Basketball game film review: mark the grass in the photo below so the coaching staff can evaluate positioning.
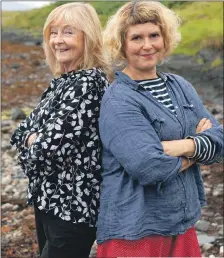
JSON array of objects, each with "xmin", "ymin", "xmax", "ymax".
[
  {"xmin": 174, "ymin": 2, "xmax": 223, "ymax": 55},
  {"xmin": 2, "ymin": 1, "xmax": 126, "ymax": 35},
  {"xmin": 1, "ymin": 108, "xmax": 32, "ymax": 121},
  {"xmin": 211, "ymin": 58, "xmax": 223, "ymax": 68}
]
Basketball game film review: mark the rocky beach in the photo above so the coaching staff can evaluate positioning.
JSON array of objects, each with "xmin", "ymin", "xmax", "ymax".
[{"xmin": 1, "ymin": 31, "xmax": 223, "ymax": 258}]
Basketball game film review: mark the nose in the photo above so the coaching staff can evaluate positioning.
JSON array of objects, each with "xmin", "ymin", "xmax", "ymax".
[
  {"xmin": 54, "ymin": 33, "xmax": 64, "ymax": 44},
  {"xmin": 142, "ymin": 38, "xmax": 152, "ymax": 50}
]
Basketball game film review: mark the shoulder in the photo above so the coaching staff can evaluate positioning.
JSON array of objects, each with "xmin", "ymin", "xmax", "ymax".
[
  {"xmin": 102, "ymin": 80, "xmax": 126, "ymax": 102},
  {"xmin": 162, "ymin": 72, "xmax": 201, "ymax": 101},
  {"xmin": 162, "ymin": 72, "xmax": 195, "ymax": 92},
  {"xmin": 62, "ymin": 68, "xmax": 109, "ymax": 93},
  {"xmin": 102, "ymin": 80, "xmax": 141, "ymax": 111},
  {"xmin": 78, "ymin": 68, "xmax": 108, "ymax": 83},
  {"xmin": 164, "ymin": 72, "xmax": 190, "ymax": 85}
]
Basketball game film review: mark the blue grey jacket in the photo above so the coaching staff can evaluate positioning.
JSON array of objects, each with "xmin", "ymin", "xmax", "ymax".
[{"xmin": 96, "ymin": 71, "xmax": 223, "ymax": 244}]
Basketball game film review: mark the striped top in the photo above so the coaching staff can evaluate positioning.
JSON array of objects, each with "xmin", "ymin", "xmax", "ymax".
[
  {"xmin": 187, "ymin": 135, "xmax": 216, "ymax": 163},
  {"xmin": 135, "ymin": 77, "xmax": 216, "ymax": 164},
  {"xmin": 136, "ymin": 77, "xmax": 177, "ymax": 115}
]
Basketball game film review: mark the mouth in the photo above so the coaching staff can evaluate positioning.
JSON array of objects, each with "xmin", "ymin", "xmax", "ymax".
[
  {"xmin": 56, "ymin": 49, "xmax": 69, "ymax": 53},
  {"xmin": 141, "ymin": 53, "xmax": 155, "ymax": 58}
]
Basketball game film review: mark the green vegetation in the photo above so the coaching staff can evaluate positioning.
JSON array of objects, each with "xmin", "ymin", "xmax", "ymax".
[
  {"xmin": 1, "ymin": 109, "xmax": 12, "ymax": 120},
  {"xmin": 211, "ymin": 58, "xmax": 223, "ymax": 68},
  {"xmin": 2, "ymin": 1, "xmax": 223, "ymax": 56},
  {"xmin": 174, "ymin": 2, "xmax": 223, "ymax": 55},
  {"xmin": 1, "ymin": 107, "xmax": 32, "ymax": 120},
  {"xmin": 2, "ymin": 1, "xmax": 126, "ymax": 34},
  {"xmin": 196, "ymin": 58, "xmax": 204, "ymax": 65}
]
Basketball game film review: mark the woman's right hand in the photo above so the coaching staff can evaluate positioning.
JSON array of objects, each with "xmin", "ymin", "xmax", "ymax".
[
  {"xmin": 196, "ymin": 118, "xmax": 212, "ymax": 134},
  {"xmin": 27, "ymin": 133, "xmax": 38, "ymax": 147}
]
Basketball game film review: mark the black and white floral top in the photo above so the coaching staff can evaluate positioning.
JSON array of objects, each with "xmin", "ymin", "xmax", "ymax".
[{"xmin": 10, "ymin": 67, "xmax": 109, "ymax": 226}]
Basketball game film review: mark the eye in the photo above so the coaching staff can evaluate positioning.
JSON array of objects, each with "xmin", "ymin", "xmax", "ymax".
[
  {"xmin": 151, "ymin": 33, "xmax": 160, "ymax": 38},
  {"xmin": 64, "ymin": 30, "xmax": 73, "ymax": 35},
  {"xmin": 132, "ymin": 36, "xmax": 141, "ymax": 41},
  {"xmin": 50, "ymin": 30, "xmax": 57, "ymax": 35},
  {"xmin": 64, "ymin": 26, "xmax": 74, "ymax": 35}
]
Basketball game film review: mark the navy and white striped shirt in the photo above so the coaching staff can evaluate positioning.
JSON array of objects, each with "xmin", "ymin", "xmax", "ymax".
[
  {"xmin": 137, "ymin": 77, "xmax": 177, "ymax": 115},
  {"xmin": 136, "ymin": 77, "xmax": 216, "ymax": 163}
]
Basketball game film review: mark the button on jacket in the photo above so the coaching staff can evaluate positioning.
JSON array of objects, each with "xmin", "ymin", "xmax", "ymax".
[{"xmin": 97, "ymin": 71, "xmax": 223, "ymax": 243}]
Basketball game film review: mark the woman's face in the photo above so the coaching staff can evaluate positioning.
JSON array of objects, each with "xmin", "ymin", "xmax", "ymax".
[
  {"xmin": 124, "ymin": 22, "xmax": 165, "ymax": 78},
  {"xmin": 49, "ymin": 20, "xmax": 84, "ymax": 72}
]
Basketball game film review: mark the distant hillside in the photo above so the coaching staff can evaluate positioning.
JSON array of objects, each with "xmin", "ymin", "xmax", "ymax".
[{"xmin": 2, "ymin": 1, "xmax": 223, "ymax": 57}]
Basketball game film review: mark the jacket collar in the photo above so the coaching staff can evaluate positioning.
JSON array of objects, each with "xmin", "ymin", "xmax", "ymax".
[{"xmin": 115, "ymin": 70, "xmax": 174, "ymax": 90}]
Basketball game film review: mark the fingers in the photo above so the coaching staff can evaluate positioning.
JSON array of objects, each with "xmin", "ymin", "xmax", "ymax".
[
  {"xmin": 27, "ymin": 133, "xmax": 38, "ymax": 147},
  {"xmin": 201, "ymin": 120, "xmax": 212, "ymax": 131},
  {"xmin": 196, "ymin": 118, "xmax": 206, "ymax": 133},
  {"xmin": 196, "ymin": 118, "xmax": 212, "ymax": 133}
]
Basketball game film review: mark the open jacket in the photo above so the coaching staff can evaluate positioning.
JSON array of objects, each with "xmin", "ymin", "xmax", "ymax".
[
  {"xmin": 97, "ymin": 71, "xmax": 223, "ymax": 243},
  {"xmin": 10, "ymin": 67, "xmax": 109, "ymax": 226}
]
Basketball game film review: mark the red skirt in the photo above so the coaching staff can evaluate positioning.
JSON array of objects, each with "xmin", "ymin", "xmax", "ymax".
[{"xmin": 97, "ymin": 227, "xmax": 201, "ymax": 257}]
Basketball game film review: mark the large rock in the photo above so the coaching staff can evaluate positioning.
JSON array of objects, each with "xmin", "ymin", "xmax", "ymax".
[
  {"xmin": 11, "ymin": 107, "xmax": 26, "ymax": 120},
  {"xmin": 195, "ymin": 220, "xmax": 210, "ymax": 232}
]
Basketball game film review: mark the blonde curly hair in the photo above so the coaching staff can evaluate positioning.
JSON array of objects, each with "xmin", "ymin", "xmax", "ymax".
[{"xmin": 103, "ymin": 1, "xmax": 181, "ymax": 68}]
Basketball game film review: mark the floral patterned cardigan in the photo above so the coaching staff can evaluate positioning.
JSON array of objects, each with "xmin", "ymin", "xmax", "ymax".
[{"xmin": 10, "ymin": 67, "xmax": 109, "ymax": 226}]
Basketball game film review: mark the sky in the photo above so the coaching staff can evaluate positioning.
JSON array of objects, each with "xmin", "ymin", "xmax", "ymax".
[{"xmin": 2, "ymin": 1, "xmax": 53, "ymax": 11}]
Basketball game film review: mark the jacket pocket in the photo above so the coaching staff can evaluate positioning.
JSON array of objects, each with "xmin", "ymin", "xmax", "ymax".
[{"xmin": 151, "ymin": 117, "xmax": 164, "ymax": 138}]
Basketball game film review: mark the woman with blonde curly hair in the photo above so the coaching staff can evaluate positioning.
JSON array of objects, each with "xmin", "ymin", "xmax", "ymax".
[
  {"xmin": 10, "ymin": 2, "xmax": 109, "ymax": 258},
  {"xmin": 96, "ymin": 1, "xmax": 223, "ymax": 257}
]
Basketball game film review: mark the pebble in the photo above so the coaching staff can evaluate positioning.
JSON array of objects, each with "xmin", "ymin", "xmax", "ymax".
[
  {"xmin": 215, "ymin": 216, "xmax": 223, "ymax": 224},
  {"xmin": 11, "ymin": 107, "xmax": 26, "ymax": 120},
  {"xmin": 12, "ymin": 205, "xmax": 19, "ymax": 211},
  {"xmin": 195, "ymin": 220, "xmax": 210, "ymax": 232},
  {"xmin": 2, "ymin": 174, "xmax": 12, "ymax": 185},
  {"xmin": 12, "ymin": 192, "xmax": 21, "ymax": 200},
  {"xmin": 202, "ymin": 243, "xmax": 213, "ymax": 251},
  {"xmin": 4, "ymin": 185, "xmax": 15, "ymax": 193},
  {"xmin": 202, "ymin": 169, "xmax": 211, "ymax": 176},
  {"xmin": 11, "ymin": 230, "xmax": 23, "ymax": 241},
  {"xmin": 220, "ymin": 246, "xmax": 223, "ymax": 255},
  {"xmin": 212, "ymin": 184, "xmax": 223, "ymax": 197},
  {"xmin": 197, "ymin": 233, "xmax": 216, "ymax": 246},
  {"xmin": 218, "ymin": 225, "xmax": 223, "ymax": 236},
  {"xmin": 203, "ymin": 211, "xmax": 214, "ymax": 217},
  {"xmin": 2, "ymin": 203, "xmax": 14, "ymax": 211},
  {"xmin": 205, "ymin": 187, "xmax": 211, "ymax": 195},
  {"xmin": 1, "ymin": 120, "xmax": 12, "ymax": 127}
]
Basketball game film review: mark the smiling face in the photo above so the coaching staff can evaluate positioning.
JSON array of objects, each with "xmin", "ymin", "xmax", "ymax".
[
  {"xmin": 49, "ymin": 21, "xmax": 84, "ymax": 72},
  {"xmin": 124, "ymin": 22, "xmax": 165, "ymax": 80}
]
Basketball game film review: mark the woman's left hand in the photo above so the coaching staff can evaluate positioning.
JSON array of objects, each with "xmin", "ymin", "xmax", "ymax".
[
  {"xmin": 196, "ymin": 118, "xmax": 212, "ymax": 133},
  {"xmin": 161, "ymin": 139, "xmax": 195, "ymax": 157}
]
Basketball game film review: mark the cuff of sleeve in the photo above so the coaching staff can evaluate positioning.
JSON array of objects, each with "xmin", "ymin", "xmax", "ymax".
[{"xmin": 185, "ymin": 136, "xmax": 198, "ymax": 158}]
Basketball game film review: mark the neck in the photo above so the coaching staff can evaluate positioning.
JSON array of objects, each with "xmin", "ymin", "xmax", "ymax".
[
  {"xmin": 64, "ymin": 64, "xmax": 78, "ymax": 73},
  {"xmin": 123, "ymin": 66, "xmax": 158, "ymax": 80},
  {"xmin": 63, "ymin": 58, "xmax": 82, "ymax": 73}
]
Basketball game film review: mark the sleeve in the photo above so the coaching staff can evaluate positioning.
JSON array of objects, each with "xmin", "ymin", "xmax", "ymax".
[
  {"xmin": 187, "ymin": 135, "xmax": 216, "ymax": 163},
  {"xmin": 10, "ymin": 82, "xmax": 54, "ymax": 150},
  {"xmin": 185, "ymin": 81, "xmax": 223, "ymax": 165},
  {"xmin": 99, "ymin": 97, "xmax": 183, "ymax": 187},
  {"xmin": 10, "ymin": 109, "xmax": 40, "ymax": 150},
  {"xmin": 19, "ymin": 74, "xmax": 105, "ymax": 176}
]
